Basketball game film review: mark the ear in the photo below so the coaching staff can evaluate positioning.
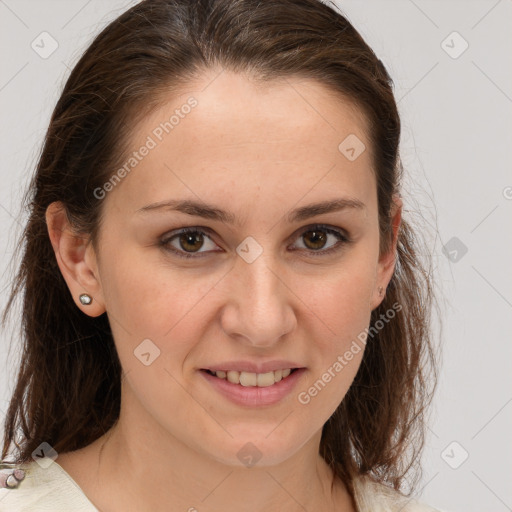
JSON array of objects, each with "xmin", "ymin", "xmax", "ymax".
[
  {"xmin": 45, "ymin": 201, "xmax": 106, "ymax": 317},
  {"xmin": 370, "ymin": 194, "xmax": 402, "ymax": 311}
]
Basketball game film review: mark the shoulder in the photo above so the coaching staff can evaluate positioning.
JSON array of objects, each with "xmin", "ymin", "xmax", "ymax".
[
  {"xmin": 352, "ymin": 474, "xmax": 447, "ymax": 512},
  {"xmin": 0, "ymin": 458, "xmax": 99, "ymax": 512}
]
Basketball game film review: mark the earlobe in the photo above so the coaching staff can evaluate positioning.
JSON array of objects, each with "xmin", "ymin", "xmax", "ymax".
[
  {"xmin": 45, "ymin": 201, "xmax": 106, "ymax": 317},
  {"xmin": 371, "ymin": 194, "xmax": 402, "ymax": 311}
]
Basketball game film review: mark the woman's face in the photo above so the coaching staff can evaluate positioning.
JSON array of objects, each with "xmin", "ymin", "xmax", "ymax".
[{"xmin": 85, "ymin": 69, "xmax": 399, "ymax": 467}]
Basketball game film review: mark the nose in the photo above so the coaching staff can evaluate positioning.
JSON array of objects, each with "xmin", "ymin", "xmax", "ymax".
[{"xmin": 220, "ymin": 247, "xmax": 296, "ymax": 348}]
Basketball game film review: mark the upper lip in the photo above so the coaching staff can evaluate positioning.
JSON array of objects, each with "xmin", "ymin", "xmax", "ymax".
[{"xmin": 201, "ymin": 360, "xmax": 305, "ymax": 374}]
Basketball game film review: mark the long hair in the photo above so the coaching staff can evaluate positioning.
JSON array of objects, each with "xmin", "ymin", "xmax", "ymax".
[{"xmin": 1, "ymin": 0, "xmax": 440, "ymax": 500}]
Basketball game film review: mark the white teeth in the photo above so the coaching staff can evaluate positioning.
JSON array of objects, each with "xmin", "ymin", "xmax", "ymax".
[
  {"xmin": 226, "ymin": 370, "xmax": 239, "ymax": 384},
  {"xmin": 212, "ymin": 368, "xmax": 295, "ymax": 387},
  {"xmin": 240, "ymin": 372, "xmax": 257, "ymax": 387}
]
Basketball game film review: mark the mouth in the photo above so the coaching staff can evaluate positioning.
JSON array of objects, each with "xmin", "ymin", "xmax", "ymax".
[
  {"xmin": 200, "ymin": 368, "xmax": 301, "ymax": 387},
  {"xmin": 199, "ymin": 367, "xmax": 306, "ymax": 407}
]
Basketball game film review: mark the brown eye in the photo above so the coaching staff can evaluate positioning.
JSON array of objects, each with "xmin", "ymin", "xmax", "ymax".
[
  {"xmin": 302, "ymin": 229, "xmax": 328, "ymax": 250},
  {"xmin": 178, "ymin": 231, "xmax": 205, "ymax": 252},
  {"xmin": 160, "ymin": 224, "xmax": 351, "ymax": 260},
  {"xmin": 293, "ymin": 224, "xmax": 350, "ymax": 256},
  {"xmin": 161, "ymin": 227, "xmax": 218, "ymax": 259}
]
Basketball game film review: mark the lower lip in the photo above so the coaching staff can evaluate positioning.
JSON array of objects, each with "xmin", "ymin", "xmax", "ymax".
[{"xmin": 199, "ymin": 368, "xmax": 306, "ymax": 407}]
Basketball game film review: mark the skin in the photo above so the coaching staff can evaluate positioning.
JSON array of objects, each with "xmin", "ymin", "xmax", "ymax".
[{"xmin": 47, "ymin": 68, "xmax": 402, "ymax": 512}]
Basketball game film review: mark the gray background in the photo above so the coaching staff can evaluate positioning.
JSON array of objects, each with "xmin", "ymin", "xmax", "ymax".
[{"xmin": 1, "ymin": 1, "xmax": 511, "ymax": 510}]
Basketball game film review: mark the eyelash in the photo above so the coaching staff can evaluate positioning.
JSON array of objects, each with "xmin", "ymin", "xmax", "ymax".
[{"xmin": 159, "ymin": 224, "xmax": 352, "ymax": 260}]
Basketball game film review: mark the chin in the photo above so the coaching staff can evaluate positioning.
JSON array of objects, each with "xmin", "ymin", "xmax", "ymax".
[{"xmin": 202, "ymin": 431, "xmax": 306, "ymax": 469}]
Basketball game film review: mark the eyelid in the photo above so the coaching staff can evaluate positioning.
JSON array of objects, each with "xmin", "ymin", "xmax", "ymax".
[
  {"xmin": 288, "ymin": 223, "xmax": 351, "ymax": 258},
  {"xmin": 160, "ymin": 226, "xmax": 219, "ymax": 259},
  {"xmin": 159, "ymin": 223, "xmax": 351, "ymax": 259}
]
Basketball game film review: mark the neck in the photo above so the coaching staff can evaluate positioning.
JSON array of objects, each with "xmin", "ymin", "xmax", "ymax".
[{"xmin": 81, "ymin": 402, "xmax": 355, "ymax": 511}]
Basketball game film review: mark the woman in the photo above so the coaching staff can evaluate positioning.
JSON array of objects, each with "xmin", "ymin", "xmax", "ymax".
[{"xmin": 0, "ymin": 0, "xmax": 442, "ymax": 510}]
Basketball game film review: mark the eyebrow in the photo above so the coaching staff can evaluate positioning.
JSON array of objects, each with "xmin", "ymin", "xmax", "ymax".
[{"xmin": 135, "ymin": 197, "xmax": 366, "ymax": 225}]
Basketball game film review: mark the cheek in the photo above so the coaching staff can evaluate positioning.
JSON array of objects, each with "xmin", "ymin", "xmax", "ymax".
[
  {"xmin": 98, "ymin": 252, "xmax": 207, "ymax": 421},
  {"xmin": 99, "ymin": 243, "xmax": 218, "ymax": 335},
  {"xmin": 286, "ymin": 264, "xmax": 374, "ymax": 408},
  {"xmin": 98, "ymin": 247, "xmax": 229, "ymax": 397},
  {"xmin": 301, "ymin": 259, "xmax": 375, "ymax": 343}
]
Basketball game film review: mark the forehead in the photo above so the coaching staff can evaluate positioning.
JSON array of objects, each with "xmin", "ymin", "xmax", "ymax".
[
  {"xmin": 106, "ymin": 69, "xmax": 375, "ymax": 218},
  {"xmin": 157, "ymin": 68, "xmax": 370, "ymax": 150}
]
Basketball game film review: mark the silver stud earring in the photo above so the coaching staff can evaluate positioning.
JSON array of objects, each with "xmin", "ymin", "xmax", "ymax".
[
  {"xmin": 79, "ymin": 293, "xmax": 93, "ymax": 305},
  {"xmin": 378, "ymin": 286, "xmax": 384, "ymax": 296}
]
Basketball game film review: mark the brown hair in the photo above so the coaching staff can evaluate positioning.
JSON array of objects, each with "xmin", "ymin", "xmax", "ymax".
[{"xmin": 1, "ymin": 0, "xmax": 440, "ymax": 500}]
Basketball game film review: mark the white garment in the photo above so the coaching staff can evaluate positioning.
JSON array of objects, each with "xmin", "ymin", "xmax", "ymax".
[{"xmin": 0, "ymin": 459, "xmax": 444, "ymax": 511}]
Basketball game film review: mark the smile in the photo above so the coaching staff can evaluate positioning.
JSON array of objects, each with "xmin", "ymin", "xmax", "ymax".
[
  {"xmin": 199, "ymin": 367, "xmax": 306, "ymax": 407},
  {"xmin": 203, "ymin": 368, "xmax": 297, "ymax": 387}
]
